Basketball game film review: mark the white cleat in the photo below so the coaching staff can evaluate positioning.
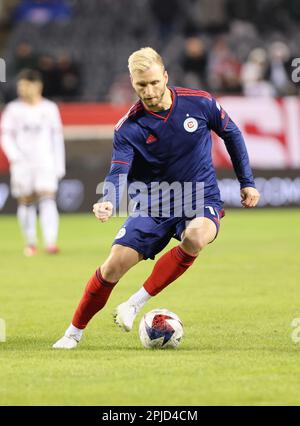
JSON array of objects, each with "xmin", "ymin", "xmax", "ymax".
[
  {"xmin": 114, "ymin": 301, "xmax": 139, "ymax": 332},
  {"xmin": 52, "ymin": 335, "xmax": 79, "ymax": 349}
]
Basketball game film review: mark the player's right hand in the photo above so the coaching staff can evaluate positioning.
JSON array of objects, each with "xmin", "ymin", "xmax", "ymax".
[{"xmin": 93, "ymin": 201, "xmax": 114, "ymax": 222}]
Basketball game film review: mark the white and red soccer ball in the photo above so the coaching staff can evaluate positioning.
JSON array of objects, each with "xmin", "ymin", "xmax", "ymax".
[{"xmin": 139, "ymin": 309, "xmax": 184, "ymax": 349}]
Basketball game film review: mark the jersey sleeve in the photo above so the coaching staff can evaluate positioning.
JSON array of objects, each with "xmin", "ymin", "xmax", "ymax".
[
  {"xmin": 0, "ymin": 105, "xmax": 20, "ymax": 163},
  {"xmin": 208, "ymin": 98, "xmax": 256, "ymax": 189},
  {"xmin": 102, "ymin": 129, "xmax": 134, "ymax": 212},
  {"xmin": 51, "ymin": 103, "xmax": 66, "ymax": 179}
]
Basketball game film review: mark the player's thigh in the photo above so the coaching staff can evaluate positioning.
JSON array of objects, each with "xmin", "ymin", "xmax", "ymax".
[
  {"xmin": 101, "ymin": 244, "xmax": 143, "ymax": 279},
  {"xmin": 181, "ymin": 216, "xmax": 217, "ymax": 251},
  {"xmin": 10, "ymin": 165, "xmax": 34, "ymax": 199},
  {"xmin": 112, "ymin": 216, "xmax": 175, "ymax": 260}
]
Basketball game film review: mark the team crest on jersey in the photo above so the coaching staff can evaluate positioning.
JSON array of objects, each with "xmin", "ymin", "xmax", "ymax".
[
  {"xmin": 115, "ymin": 227, "xmax": 126, "ymax": 239},
  {"xmin": 183, "ymin": 117, "xmax": 198, "ymax": 133}
]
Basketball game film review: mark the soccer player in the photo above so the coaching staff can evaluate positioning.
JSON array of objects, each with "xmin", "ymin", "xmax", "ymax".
[
  {"xmin": 53, "ymin": 47, "xmax": 260, "ymax": 349},
  {"xmin": 1, "ymin": 69, "xmax": 65, "ymax": 256}
]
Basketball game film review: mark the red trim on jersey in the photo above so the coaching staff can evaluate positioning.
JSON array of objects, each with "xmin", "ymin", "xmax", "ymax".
[
  {"xmin": 115, "ymin": 101, "xmax": 143, "ymax": 131},
  {"xmin": 111, "ymin": 160, "xmax": 130, "ymax": 165},
  {"xmin": 175, "ymin": 87, "xmax": 212, "ymax": 100},
  {"xmin": 177, "ymin": 92, "xmax": 212, "ymax": 100},
  {"xmin": 144, "ymin": 88, "xmax": 175, "ymax": 122},
  {"xmin": 128, "ymin": 102, "xmax": 143, "ymax": 117}
]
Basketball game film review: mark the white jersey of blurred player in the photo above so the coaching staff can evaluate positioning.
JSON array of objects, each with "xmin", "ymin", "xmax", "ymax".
[
  {"xmin": 1, "ymin": 69, "xmax": 65, "ymax": 256},
  {"xmin": 2, "ymin": 98, "xmax": 65, "ymax": 196}
]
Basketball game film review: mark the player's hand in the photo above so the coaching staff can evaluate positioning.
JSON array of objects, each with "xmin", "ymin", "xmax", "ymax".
[
  {"xmin": 93, "ymin": 201, "xmax": 114, "ymax": 222},
  {"xmin": 240, "ymin": 187, "xmax": 260, "ymax": 208}
]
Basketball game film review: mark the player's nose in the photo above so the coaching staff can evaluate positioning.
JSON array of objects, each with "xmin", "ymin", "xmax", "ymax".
[{"xmin": 144, "ymin": 85, "xmax": 154, "ymax": 97}]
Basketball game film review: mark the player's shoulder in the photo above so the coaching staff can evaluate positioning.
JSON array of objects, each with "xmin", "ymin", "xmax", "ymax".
[
  {"xmin": 3, "ymin": 99, "xmax": 22, "ymax": 113},
  {"xmin": 174, "ymin": 86, "xmax": 213, "ymax": 102},
  {"xmin": 114, "ymin": 100, "xmax": 143, "ymax": 133},
  {"xmin": 41, "ymin": 98, "xmax": 59, "ymax": 111}
]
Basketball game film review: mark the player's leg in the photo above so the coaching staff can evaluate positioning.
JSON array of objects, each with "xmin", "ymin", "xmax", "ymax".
[
  {"xmin": 52, "ymin": 244, "xmax": 143, "ymax": 349},
  {"xmin": 17, "ymin": 194, "xmax": 38, "ymax": 256},
  {"xmin": 116, "ymin": 209, "xmax": 222, "ymax": 331},
  {"xmin": 35, "ymin": 169, "xmax": 60, "ymax": 253},
  {"xmin": 141, "ymin": 217, "xmax": 218, "ymax": 296},
  {"xmin": 37, "ymin": 191, "xmax": 60, "ymax": 253},
  {"xmin": 112, "ymin": 216, "xmax": 178, "ymax": 331},
  {"xmin": 11, "ymin": 164, "xmax": 37, "ymax": 255}
]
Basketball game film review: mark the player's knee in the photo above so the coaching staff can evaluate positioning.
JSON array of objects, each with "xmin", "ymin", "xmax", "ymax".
[
  {"xmin": 182, "ymin": 231, "xmax": 208, "ymax": 253},
  {"xmin": 101, "ymin": 256, "xmax": 130, "ymax": 282},
  {"xmin": 101, "ymin": 260, "xmax": 121, "ymax": 282}
]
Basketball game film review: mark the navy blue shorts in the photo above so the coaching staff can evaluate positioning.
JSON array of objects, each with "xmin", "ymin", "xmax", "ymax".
[{"xmin": 112, "ymin": 204, "xmax": 225, "ymax": 260}]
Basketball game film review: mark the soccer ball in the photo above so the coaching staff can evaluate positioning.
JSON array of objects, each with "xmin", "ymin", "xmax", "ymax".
[{"xmin": 138, "ymin": 309, "xmax": 184, "ymax": 349}]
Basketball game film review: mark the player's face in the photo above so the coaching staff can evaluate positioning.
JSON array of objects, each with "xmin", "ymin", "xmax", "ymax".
[
  {"xmin": 17, "ymin": 79, "xmax": 43, "ymax": 102},
  {"xmin": 131, "ymin": 63, "xmax": 168, "ymax": 110}
]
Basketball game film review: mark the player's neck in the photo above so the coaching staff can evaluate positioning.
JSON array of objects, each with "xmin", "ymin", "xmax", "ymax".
[
  {"xmin": 21, "ymin": 95, "xmax": 43, "ymax": 106},
  {"xmin": 144, "ymin": 87, "xmax": 172, "ymax": 113}
]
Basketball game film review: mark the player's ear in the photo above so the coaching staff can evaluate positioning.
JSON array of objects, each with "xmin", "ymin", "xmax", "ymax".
[{"xmin": 164, "ymin": 70, "xmax": 169, "ymax": 84}]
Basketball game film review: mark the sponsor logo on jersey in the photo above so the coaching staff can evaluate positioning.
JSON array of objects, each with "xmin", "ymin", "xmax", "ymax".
[
  {"xmin": 183, "ymin": 117, "xmax": 198, "ymax": 133},
  {"xmin": 146, "ymin": 134, "xmax": 157, "ymax": 144}
]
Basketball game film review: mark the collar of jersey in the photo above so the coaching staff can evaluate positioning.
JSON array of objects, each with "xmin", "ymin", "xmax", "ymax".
[{"xmin": 142, "ymin": 87, "xmax": 176, "ymax": 122}]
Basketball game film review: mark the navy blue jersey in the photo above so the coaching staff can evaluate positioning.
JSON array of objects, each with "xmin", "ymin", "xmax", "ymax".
[{"xmin": 104, "ymin": 87, "xmax": 255, "ymax": 212}]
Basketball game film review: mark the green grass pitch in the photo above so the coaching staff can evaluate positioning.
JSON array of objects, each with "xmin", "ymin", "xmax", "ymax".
[{"xmin": 0, "ymin": 209, "xmax": 300, "ymax": 406}]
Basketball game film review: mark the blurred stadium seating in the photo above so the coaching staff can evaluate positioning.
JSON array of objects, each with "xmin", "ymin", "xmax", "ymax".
[
  {"xmin": 0, "ymin": 0, "xmax": 300, "ymax": 102},
  {"xmin": 0, "ymin": 0, "xmax": 300, "ymax": 212}
]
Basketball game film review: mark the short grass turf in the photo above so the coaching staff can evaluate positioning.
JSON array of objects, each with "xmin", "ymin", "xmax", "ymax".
[{"xmin": 0, "ymin": 209, "xmax": 300, "ymax": 406}]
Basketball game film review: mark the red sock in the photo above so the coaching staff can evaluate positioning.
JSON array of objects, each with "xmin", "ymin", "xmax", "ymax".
[
  {"xmin": 72, "ymin": 269, "xmax": 117, "ymax": 329},
  {"xmin": 143, "ymin": 246, "xmax": 197, "ymax": 296}
]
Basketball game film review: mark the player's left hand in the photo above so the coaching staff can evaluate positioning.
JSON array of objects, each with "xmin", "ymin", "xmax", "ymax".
[{"xmin": 240, "ymin": 187, "xmax": 260, "ymax": 208}]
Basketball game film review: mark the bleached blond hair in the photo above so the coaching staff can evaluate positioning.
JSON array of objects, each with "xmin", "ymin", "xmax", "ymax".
[{"xmin": 128, "ymin": 47, "xmax": 165, "ymax": 75}]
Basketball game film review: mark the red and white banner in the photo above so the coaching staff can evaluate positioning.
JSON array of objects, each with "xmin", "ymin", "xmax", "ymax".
[
  {"xmin": 1, "ymin": 97, "xmax": 300, "ymax": 172},
  {"xmin": 58, "ymin": 97, "xmax": 300, "ymax": 169},
  {"xmin": 212, "ymin": 97, "xmax": 300, "ymax": 169}
]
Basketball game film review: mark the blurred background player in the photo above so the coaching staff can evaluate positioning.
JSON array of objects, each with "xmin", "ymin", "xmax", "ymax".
[
  {"xmin": 1, "ymin": 69, "xmax": 65, "ymax": 256},
  {"xmin": 53, "ymin": 47, "xmax": 260, "ymax": 349}
]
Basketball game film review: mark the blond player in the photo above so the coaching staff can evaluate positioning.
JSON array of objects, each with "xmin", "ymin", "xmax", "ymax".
[
  {"xmin": 53, "ymin": 47, "xmax": 259, "ymax": 349},
  {"xmin": 1, "ymin": 69, "xmax": 65, "ymax": 255}
]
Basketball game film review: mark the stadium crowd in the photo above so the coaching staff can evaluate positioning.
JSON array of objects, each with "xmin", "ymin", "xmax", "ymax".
[{"xmin": 0, "ymin": 0, "xmax": 299, "ymax": 102}]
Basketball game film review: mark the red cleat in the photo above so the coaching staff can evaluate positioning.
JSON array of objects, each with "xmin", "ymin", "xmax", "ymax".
[
  {"xmin": 45, "ymin": 245, "xmax": 60, "ymax": 254},
  {"xmin": 23, "ymin": 245, "xmax": 37, "ymax": 257}
]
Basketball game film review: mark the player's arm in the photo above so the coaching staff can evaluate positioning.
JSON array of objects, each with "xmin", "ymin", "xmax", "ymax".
[
  {"xmin": 0, "ymin": 106, "xmax": 20, "ymax": 164},
  {"xmin": 208, "ymin": 98, "xmax": 260, "ymax": 208},
  {"xmin": 93, "ymin": 130, "xmax": 134, "ymax": 222},
  {"xmin": 51, "ymin": 104, "xmax": 65, "ymax": 180}
]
